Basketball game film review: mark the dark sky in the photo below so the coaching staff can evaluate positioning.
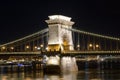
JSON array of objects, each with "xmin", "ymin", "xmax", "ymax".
[{"xmin": 0, "ymin": 0, "xmax": 120, "ymax": 44}]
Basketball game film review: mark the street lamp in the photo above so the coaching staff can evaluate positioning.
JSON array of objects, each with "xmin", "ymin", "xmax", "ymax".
[
  {"xmin": 88, "ymin": 43, "xmax": 93, "ymax": 50},
  {"xmin": 37, "ymin": 47, "xmax": 40, "ymax": 50},
  {"xmin": 40, "ymin": 44, "xmax": 43, "ymax": 47},
  {"xmin": 95, "ymin": 44, "xmax": 99, "ymax": 48},
  {"xmin": 11, "ymin": 47, "xmax": 14, "ymax": 50},
  {"xmin": 2, "ymin": 46, "xmax": 6, "ymax": 50},
  {"xmin": 95, "ymin": 44, "xmax": 99, "ymax": 50},
  {"xmin": 1, "ymin": 46, "xmax": 6, "ymax": 52},
  {"xmin": 46, "ymin": 47, "xmax": 48, "ymax": 51},
  {"xmin": 34, "ymin": 46, "xmax": 37, "ymax": 49},
  {"xmin": 26, "ymin": 45, "xmax": 30, "ymax": 49},
  {"xmin": 10, "ymin": 47, "xmax": 14, "ymax": 51},
  {"xmin": 77, "ymin": 44, "xmax": 80, "ymax": 50},
  {"xmin": 89, "ymin": 44, "xmax": 93, "ymax": 47},
  {"xmin": 34, "ymin": 46, "xmax": 37, "ymax": 51}
]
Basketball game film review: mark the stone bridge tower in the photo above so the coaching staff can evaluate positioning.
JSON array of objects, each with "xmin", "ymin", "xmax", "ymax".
[{"xmin": 45, "ymin": 15, "xmax": 74, "ymax": 51}]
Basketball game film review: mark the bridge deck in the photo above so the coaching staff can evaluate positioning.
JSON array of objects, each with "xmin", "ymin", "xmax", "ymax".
[
  {"xmin": 62, "ymin": 51, "xmax": 120, "ymax": 55},
  {"xmin": 64, "ymin": 51, "xmax": 120, "ymax": 54},
  {"xmin": 0, "ymin": 52, "xmax": 40, "ymax": 55},
  {"xmin": 0, "ymin": 51, "xmax": 120, "ymax": 55}
]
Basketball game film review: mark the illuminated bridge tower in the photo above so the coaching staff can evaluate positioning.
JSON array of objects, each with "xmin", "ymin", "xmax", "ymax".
[{"xmin": 45, "ymin": 15, "xmax": 74, "ymax": 51}]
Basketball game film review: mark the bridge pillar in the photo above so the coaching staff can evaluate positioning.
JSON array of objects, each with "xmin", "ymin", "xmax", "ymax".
[{"xmin": 45, "ymin": 15, "xmax": 74, "ymax": 51}]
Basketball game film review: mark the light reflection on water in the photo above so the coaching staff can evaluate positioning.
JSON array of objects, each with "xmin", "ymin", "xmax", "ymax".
[{"xmin": 0, "ymin": 69, "xmax": 120, "ymax": 80}]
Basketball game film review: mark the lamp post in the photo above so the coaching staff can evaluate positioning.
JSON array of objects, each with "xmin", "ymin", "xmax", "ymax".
[
  {"xmin": 77, "ymin": 44, "xmax": 80, "ymax": 50},
  {"xmin": 1, "ymin": 46, "xmax": 6, "ymax": 52},
  {"xmin": 26, "ymin": 45, "xmax": 30, "ymax": 51},
  {"xmin": 40, "ymin": 44, "xmax": 44, "ymax": 51},
  {"xmin": 89, "ymin": 43, "xmax": 93, "ymax": 50},
  {"xmin": 10, "ymin": 47, "xmax": 14, "ymax": 52},
  {"xmin": 34, "ymin": 46, "xmax": 37, "ymax": 51},
  {"xmin": 95, "ymin": 44, "xmax": 99, "ymax": 50}
]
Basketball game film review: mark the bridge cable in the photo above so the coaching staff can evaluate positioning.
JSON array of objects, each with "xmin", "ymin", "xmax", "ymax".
[
  {"xmin": 0, "ymin": 28, "xmax": 49, "ymax": 47},
  {"xmin": 63, "ymin": 27, "xmax": 120, "ymax": 41}
]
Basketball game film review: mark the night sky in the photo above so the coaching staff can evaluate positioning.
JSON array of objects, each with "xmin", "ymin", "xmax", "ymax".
[{"xmin": 0, "ymin": 0, "xmax": 120, "ymax": 44}]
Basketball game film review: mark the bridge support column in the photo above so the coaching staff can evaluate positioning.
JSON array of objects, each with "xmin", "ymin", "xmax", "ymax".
[
  {"xmin": 61, "ymin": 57, "xmax": 78, "ymax": 72},
  {"xmin": 45, "ymin": 15, "xmax": 74, "ymax": 51}
]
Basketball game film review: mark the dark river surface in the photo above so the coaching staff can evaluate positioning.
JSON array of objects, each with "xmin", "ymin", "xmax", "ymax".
[{"xmin": 0, "ymin": 69, "xmax": 120, "ymax": 80}]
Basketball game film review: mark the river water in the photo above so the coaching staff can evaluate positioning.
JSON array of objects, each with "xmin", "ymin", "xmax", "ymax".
[{"xmin": 0, "ymin": 69, "xmax": 120, "ymax": 80}]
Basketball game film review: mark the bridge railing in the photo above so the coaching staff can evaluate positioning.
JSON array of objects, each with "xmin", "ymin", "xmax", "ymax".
[{"xmin": 0, "ymin": 52, "xmax": 40, "ymax": 55}]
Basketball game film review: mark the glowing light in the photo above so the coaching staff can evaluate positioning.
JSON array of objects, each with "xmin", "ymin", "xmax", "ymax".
[
  {"xmin": 40, "ymin": 44, "xmax": 43, "ymax": 47},
  {"xmin": 49, "ymin": 15, "xmax": 71, "ymax": 21},
  {"xmin": 34, "ymin": 46, "xmax": 37, "ymax": 49},
  {"xmin": 37, "ymin": 47, "xmax": 40, "ymax": 50},
  {"xmin": 26, "ymin": 45, "xmax": 29, "ymax": 49},
  {"xmin": 101, "ymin": 58, "xmax": 104, "ymax": 61},
  {"xmin": 10, "ymin": 47, "xmax": 14, "ymax": 50},
  {"xmin": 96, "ymin": 44, "xmax": 99, "ymax": 48},
  {"xmin": 69, "ymin": 46, "xmax": 74, "ymax": 50},
  {"xmin": 2, "ymin": 46, "xmax": 6, "ymax": 49},
  {"xmin": 77, "ymin": 44, "xmax": 80, "ymax": 47},
  {"xmin": 46, "ymin": 47, "xmax": 48, "ymax": 50},
  {"xmin": 89, "ymin": 44, "xmax": 93, "ymax": 47}
]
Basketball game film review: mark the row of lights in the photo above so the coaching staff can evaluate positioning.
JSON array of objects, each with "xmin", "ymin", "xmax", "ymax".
[
  {"xmin": 26, "ymin": 44, "xmax": 48, "ymax": 50},
  {"xmin": 89, "ymin": 44, "xmax": 99, "ymax": 48},
  {"xmin": 1, "ymin": 46, "xmax": 14, "ymax": 50},
  {"xmin": 1, "ymin": 44, "xmax": 46, "ymax": 50},
  {"xmin": 76, "ymin": 43, "xmax": 100, "ymax": 48}
]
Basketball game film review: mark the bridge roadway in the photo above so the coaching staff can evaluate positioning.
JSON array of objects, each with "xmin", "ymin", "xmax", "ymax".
[
  {"xmin": 63, "ymin": 51, "xmax": 120, "ymax": 55},
  {"xmin": 0, "ymin": 50, "xmax": 120, "ymax": 56},
  {"xmin": 0, "ymin": 52, "xmax": 40, "ymax": 55}
]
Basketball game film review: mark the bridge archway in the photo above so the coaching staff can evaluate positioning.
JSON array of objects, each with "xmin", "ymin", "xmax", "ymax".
[{"xmin": 62, "ymin": 34, "xmax": 70, "ymax": 51}]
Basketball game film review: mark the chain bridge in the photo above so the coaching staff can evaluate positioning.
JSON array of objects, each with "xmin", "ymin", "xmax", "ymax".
[{"xmin": 0, "ymin": 15, "xmax": 120, "ymax": 60}]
